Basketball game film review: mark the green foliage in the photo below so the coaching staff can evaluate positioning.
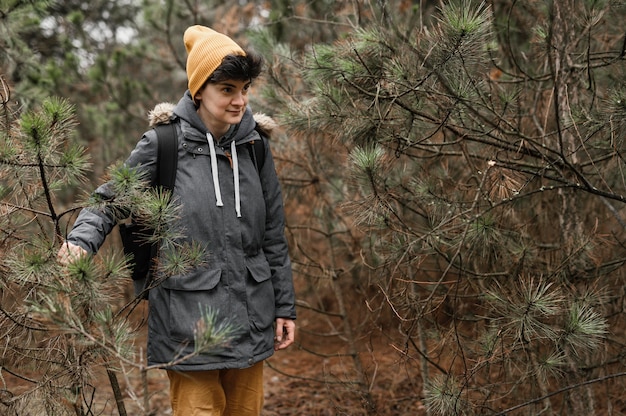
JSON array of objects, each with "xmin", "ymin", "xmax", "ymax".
[
  {"xmin": 0, "ymin": 87, "xmax": 217, "ymax": 413},
  {"xmin": 561, "ymin": 302, "xmax": 608, "ymax": 357},
  {"xmin": 349, "ymin": 145, "xmax": 386, "ymax": 183},
  {"xmin": 424, "ymin": 375, "xmax": 469, "ymax": 416},
  {"xmin": 2, "ymin": 0, "xmax": 626, "ymax": 413},
  {"xmin": 438, "ymin": 0, "xmax": 491, "ymax": 36},
  {"xmin": 0, "ymin": 96, "xmax": 90, "ymax": 221},
  {"xmin": 93, "ymin": 306, "xmax": 136, "ymax": 360},
  {"xmin": 159, "ymin": 240, "xmax": 206, "ymax": 279},
  {"xmin": 193, "ymin": 306, "xmax": 239, "ymax": 355},
  {"xmin": 20, "ymin": 97, "xmax": 76, "ymax": 152},
  {"xmin": 486, "ymin": 277, "xmax": 563, "ymax": 342},
  {"xmin": 260, "ymin": 0, "xmax": 626, "ymax": 413}
]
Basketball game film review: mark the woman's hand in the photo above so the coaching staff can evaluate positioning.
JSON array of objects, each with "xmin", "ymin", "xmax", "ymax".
[
  {"xmin": 57, "ymin": 241, "xmax": 88, "ymax": 265},
  {"xmin": 274, "ymin": 318, "xmax": 296, "ymax": 351}
]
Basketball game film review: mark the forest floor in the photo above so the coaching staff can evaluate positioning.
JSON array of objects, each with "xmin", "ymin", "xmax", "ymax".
[
  {"xmin": 3, "ymin": 287, "xmax": 425, "ymax": 416},
  {"xmin": 131, "ymin": 346, "xmax": 426, "ymax": 416},
  {"xmin": 7, "ymin": 296, "xmax": 626, "ymax": 415},
  {"xmin": 86, "ymin": 302, "xmax": 427, "ymax": 416},
  {"xmin": 102, "ymin": 323, "xmax": 426, "ymax": 415}
]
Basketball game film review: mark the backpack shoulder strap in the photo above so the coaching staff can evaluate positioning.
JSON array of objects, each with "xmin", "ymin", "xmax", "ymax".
[
  {"xmin": 249, "ymin": 127, "xmax": 266, "ymax": 173},
  {"xmin": 154, "ymin": 123, "xmax": 178, "ymax": 190}
]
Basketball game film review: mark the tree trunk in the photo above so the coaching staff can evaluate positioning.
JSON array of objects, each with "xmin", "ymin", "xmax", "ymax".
[{"xmin": 549, "ymin": 1, "xmax": 594, "ymax": 413}]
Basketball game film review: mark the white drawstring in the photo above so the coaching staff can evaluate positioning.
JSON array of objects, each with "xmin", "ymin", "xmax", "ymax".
[
  {"xmin": 206, "ymin": 133, "xmax": 223, "ymax": 207},
  {"xmin": 205, "ymin": 133, "xmax": 242, "ymax": 217},
  {"xmin": 231, "ymin": 141, "xmax": 241, "ymax": 218}
]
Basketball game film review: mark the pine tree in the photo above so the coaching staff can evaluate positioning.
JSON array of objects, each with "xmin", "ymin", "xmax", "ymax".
[
  {"xmin": 256, "ymin": 0, "xmax": 626, "ymax": 414},
  {"xmin": 0, "ymin": 79, "xmax": 234, "ymax": 414}
]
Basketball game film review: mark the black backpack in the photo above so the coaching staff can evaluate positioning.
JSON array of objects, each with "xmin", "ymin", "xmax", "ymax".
[{"xmin": 120, "ymin": 122, "xmax": 266, "ymax": 299}]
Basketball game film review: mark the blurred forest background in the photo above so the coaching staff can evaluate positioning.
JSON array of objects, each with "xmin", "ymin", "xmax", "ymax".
[{"xmin": 2, "ymin": 0, "xmax": 626, "ymax": 415}]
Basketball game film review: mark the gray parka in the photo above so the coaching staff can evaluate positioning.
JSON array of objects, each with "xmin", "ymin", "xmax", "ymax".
[{"xmin": 67, "ymin": 91, "xmax": 296, "ymax": 371}]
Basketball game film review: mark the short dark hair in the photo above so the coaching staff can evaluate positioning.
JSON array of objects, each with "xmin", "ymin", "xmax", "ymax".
[{"xmin": 207, "ymin": 50, "xmax": 264, "ymax": 83}]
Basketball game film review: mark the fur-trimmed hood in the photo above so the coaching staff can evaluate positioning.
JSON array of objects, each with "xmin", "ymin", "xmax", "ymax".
[{"xmin": 147, "ymin": 101, "xmax": 277, "ymax": 138}]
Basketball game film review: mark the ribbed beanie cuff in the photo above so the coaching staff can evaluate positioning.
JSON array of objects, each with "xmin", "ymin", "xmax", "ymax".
[{"xmin": 184, "ymin": 25, "xmax": 245, "ymax": 99}]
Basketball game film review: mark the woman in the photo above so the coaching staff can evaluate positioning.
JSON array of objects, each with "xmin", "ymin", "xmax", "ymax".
[{"xmin": 58, "ymin": 25, "xmax": 296, "ymax": 415}]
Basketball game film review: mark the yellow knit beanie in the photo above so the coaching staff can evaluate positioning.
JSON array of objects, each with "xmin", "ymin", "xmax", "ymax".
[{"xmin": 184, "ymin": 25, "xmax": 245, "ymax": 99}]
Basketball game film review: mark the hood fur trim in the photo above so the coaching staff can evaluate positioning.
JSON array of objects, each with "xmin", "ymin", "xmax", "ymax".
[
  {"xmin": 148, "ymin": 102, "xmax": 276, "ymax": 136},
  {"xmin": 252, "ymin": 112, "xmax": 277, "ymax": 137},
  {"xmin": 148, "ymin": 102, "xmax": 176, "ymax": 126}
]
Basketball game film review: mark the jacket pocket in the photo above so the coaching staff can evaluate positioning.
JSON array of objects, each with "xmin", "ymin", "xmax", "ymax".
[
  {"xmin": 161, "ymin": 268, "xmax": 221, "ymax": 291},
  {"xmin": 246, "ymin": 254, "xmax": 271, "ymax": 283},
  {"xmin": 246, "ymin": 256, "xmax": 275, "ymax": 332},
  {"xmin": 161, "ymin": 268, "xmax": 224, "ymax": 342}
]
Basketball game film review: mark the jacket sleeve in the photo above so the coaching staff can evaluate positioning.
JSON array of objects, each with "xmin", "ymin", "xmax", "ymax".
[
  {"xmin": 66, "ymin": 130, "xmax": 159, "ymax": 254},
  {"xmin": 259, "ymin": 138, "xmax": 297, "ymax": 320}
]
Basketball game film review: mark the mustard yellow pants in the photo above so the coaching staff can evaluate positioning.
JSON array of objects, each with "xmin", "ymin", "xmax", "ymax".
[{"xmin": 166, "ymin": 361, "xmax": 264, "ymax": 416}]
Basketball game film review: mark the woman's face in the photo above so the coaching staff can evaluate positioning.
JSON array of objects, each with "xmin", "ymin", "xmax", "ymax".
[{"xmin": 195, "ymin": 79, "xmax": 251, "ymax": 137}]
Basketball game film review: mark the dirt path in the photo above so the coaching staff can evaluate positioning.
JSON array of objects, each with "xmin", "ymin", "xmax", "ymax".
[{"xmin": 92, "ymin": 336, "xmax": 425, "ymax": 415}]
